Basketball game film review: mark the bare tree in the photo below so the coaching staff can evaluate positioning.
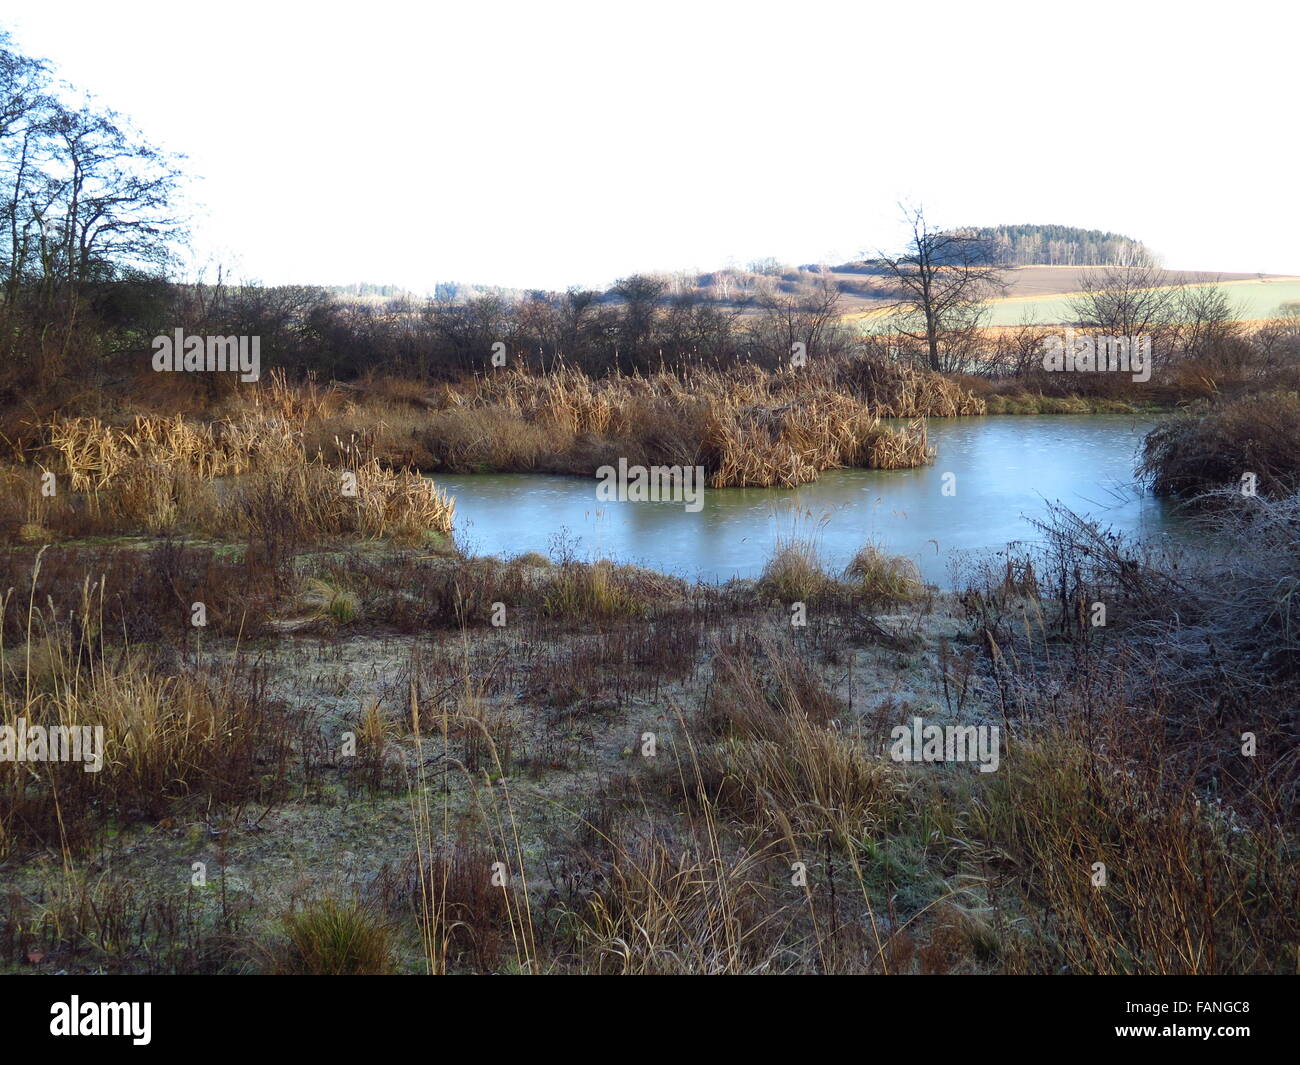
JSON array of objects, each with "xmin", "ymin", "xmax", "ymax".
[
  {"xmin": 746, "ymin": 273, "xmax": 848, "ymax": 367},
  {"xmin": 1, "ymin": 33, "xmax": 185, "ymax": 381},
  {"xmin": 46, "ymin": 106, "xmax": 184, "ymax": 288},
  {"xmin": 1174, "ymin": 282, "xmax": 1241, "ymax": 357},
  {"xmin": 0, "ymin": 31, "xmax": 56, "ymax": 306},
  {"xmin": 876, "ymin": 205, "xmax": 1006, "ymax": 372},
  {"xmin": 1067, "ymin": 262, "xmax": 1178, "ymax": 336}
]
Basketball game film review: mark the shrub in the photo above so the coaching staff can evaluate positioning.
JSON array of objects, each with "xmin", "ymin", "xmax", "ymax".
[
  {"xmin": 757, "ymin": 539, "xmax": 833, "ymax": 603},
  {"xmin": 300, "ymin": 576, "xmax": 361, "ymax": 625},
  {"xmin": 1139, "ymin": 392, "xmax": 1300, "ymax": 498},
  {"xmin": 843, "ymin": 544, "xmax": 924, "ymax": 608},
  {"xmin": 277, "ymin": 898, "xmax": 392, "ymax": 975}
]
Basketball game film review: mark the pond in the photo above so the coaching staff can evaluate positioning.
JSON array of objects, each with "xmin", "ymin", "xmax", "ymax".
[{"xmin": 429, "ymin": 414, "xmax": 1190, "ymax": 586}]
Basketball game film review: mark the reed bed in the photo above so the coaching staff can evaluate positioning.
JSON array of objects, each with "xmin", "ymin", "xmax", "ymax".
[
  {"xmin": 834, "ymin": 355, "xmax": 986, "ymax": 417},
  {"xmin": 47, "ymin": 411, "xmax": 300, "ymax": 490},
  {"xmin": 4, "ymin": 405, "xmax": 453, "ymax": 545},
  {"xmin": 1139, "ymin": 390, "xmax": 1300, "ymax": 498},
  {"xmin": 420, "ymin": 362, "xmax": 941, "ymax": 487},
  {"xmin": 10, "ymin": 360, "xmax": 964, "ymax": 522},
  {"xmin": 217, "ymin": 455, "xmax": 454, "ymax": 547}
]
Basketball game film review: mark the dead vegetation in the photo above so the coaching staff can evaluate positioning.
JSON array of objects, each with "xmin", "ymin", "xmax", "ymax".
[
  {"xmin": 1140, "ymin": 390, "xmax": 1300, "ymax": 499},
  {"xmin": 0, "ymin": 562, "xmax": 300, "ymax": 856},
  {"xmin": 410, "ymin": 361, "xmax": 944, "ymax": 487},
  {"xmin": 0, "ymin": 358, "xmax": 968, "ymax": 545},
  {"xmin": 0, "ymin": 394, "xmax": 454, "ymax": 547},
  {"xmin": 1, "ymin": 483, "xmax": 1295, "ymax": 975}
]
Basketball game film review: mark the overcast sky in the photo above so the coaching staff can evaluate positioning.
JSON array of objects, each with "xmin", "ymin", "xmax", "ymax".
[{"xmin": 7, "ymin": 0, "xmax": 1297, "ymax": 291}]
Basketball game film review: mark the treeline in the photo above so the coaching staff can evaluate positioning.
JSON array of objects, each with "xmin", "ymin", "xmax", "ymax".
[
  {"xmin": 0, "ymin": 31, "xmax": 183, "ymax": 395},
  {"xmin": 963, "ymin": 224, "xmax": 1155, "ymax": 267},
  {"xmin": 0, "ymin": 31, "xmax": 865, "ymax": 405},
  {"xmin": 875, "ymin": 260, "xmax": 1300, "ymax": 384},
  {"xmin": 8, "ymin": 27, "xmax": 1296, "ymax": 418},
  {"xmin": 0, "ymin": 269, "xmax": 863, "ymax": 411}
]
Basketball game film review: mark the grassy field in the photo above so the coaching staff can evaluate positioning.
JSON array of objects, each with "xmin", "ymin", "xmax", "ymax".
[
  {"xmin": 982, "ymin": 276, "xmax": 1300, "ymax": 326},
  {"xmin": 842, "ymin": 270, "xmax": 1300, "ymax": 326}
]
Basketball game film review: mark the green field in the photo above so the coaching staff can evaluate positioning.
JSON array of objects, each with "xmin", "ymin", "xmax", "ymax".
[{"xmin": 983, "ymin": 278, "xmax": 1300, "ymax": 326}]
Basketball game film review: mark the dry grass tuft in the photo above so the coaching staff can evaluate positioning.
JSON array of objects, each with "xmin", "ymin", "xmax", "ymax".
[
  {"xmin": 844, "ymin": 543, "xmax": 925, "ymax": 607},
  {"xmin": 276, "ymin": 897, "xmax": 392, "ymax": 975},
  {"xmin": 757, "ymin": 538, "xmax": 834, "ymax": 603},
  {"xmin": 1140, "ymin": 391, "xmax": 1300, "ymax": 498},
  {"xmin": 0, "ymin": 560, "xmax": 295, "ymax": 854}
]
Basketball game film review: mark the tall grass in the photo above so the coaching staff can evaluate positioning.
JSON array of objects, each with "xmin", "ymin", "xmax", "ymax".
[
  {"xmin": 1, "ymin": 360, "xmax": 955, "ymax": 543},
  {"xmin": 0, "ymin": 551, "xmax": 295, "ymax": 855},
  {"xmin": 971, "ymin": 718, "xmax": 1294, "ymax": 974},
  {"xmin": 1140, "ymin": 391, "xmax": 1300, "ymax": 498},
  {"xmin": 843, "ymin": 543, "xmax": 924, "ymax": 608},
  {"xmin": 276, "ymin": 897, "xmax": 392, "ymax": 975},
  {"xmin": 955, "ymin": 499, "xmax": 1300, "ymax": 971},
  {"xmin": 757, "ymin": 537, "xmax": 834, "ymax": 602},
  {"xmin": 2, "ymin": 412, "xmax": 453, "ymax": 545},
  {"xmin": 296, "ymin": 362, "xmax": 946, "ymax": 487},
  {"xmin": 405, "ymin": 639, "xmax": 538, "ymax": 974}
]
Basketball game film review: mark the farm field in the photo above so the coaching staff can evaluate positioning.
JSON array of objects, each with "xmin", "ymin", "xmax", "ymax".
[
  {"xmin": 981, "ymin": 275, "xmax": 1300, "ymax": 326},
  {"xmin": 844, "ymin": 272, "xmax": 1300, "ymax": 326}
]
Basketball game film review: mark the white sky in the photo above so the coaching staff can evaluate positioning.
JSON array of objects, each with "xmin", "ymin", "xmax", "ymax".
[{"xmin": 7, "ymin": 0, "xmax": 1297, "ymax": 291}]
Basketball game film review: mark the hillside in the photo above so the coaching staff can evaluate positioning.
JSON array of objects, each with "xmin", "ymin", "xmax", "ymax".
[{"xmin": 839, "ymin": 266, "xmax": 1300, "ymax": 326}]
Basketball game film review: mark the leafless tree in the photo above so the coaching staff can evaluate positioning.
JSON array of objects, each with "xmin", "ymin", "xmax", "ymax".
[
  {"xmin": 1, "ymin": 32, "xmax": 184, "ymax": 380},
  {"xmin": 1067, "ymin": 262, "xmax": 1178, "ymax": 335},
  {"xmin": 746, "ymin": 272, "xmax": 848, "ymax": 367},
  {"xmin": 1174, "ymin": 282, "xmax": 1241, "ymax": 357},
  {"xmin": 876, "ymin": 205, "xmax": 1007, "ymax": 372}
]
